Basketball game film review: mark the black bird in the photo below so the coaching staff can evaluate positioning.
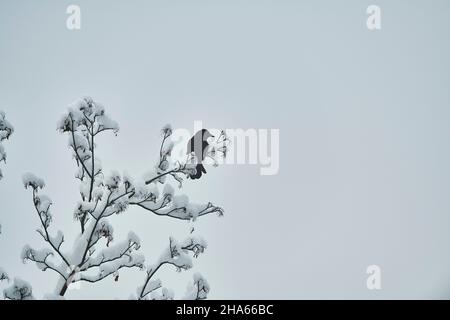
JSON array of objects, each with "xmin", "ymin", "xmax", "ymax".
[{"xmin": 187, "ymin": 129, "xmax": 214, "ymax": 180}]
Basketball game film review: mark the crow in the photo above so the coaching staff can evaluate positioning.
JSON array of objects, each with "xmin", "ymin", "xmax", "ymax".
[{"xmin": 187, "ymin": 129, "xmax": 214, "ymax": 180}]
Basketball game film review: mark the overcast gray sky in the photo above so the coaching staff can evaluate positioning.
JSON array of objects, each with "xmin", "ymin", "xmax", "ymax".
[{"xmin": 1, "ymin": 0, "xmax": 450, "ymax": 299}]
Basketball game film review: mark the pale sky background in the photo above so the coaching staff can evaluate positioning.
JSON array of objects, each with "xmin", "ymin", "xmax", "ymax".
[{"xmin": 1, "ymin": 0, "xmax": 450, "ymax": 299}]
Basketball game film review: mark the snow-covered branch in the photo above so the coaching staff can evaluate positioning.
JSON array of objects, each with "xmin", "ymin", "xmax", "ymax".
[
  {"xmin": 22, "ymin": 174, "xmax": 71, "ymax": 268},
  {"xmin": 130, "ymin": 183, "xmax": 224, "ymax": 221},
  {"xmin": 16, "ymin": 97, "xmax": 225, "ymax": 299},
  {"xmin": 3, "ymin": 278, "xmax": 34, "ymax": 300},
  {"xmin": 58, "ymin": 97, "xmax": 119, "ymax": 233},
  {"xmin": 144, "ymin": 125, "xmax": 197, "ymax": 187},
  {"xmin": 54, "ymin": 231, "xmax": 144, "ymax": 295},
  {"xmin": 0, "ymin": 111, "xmax": 13, "ymax": 181},
  {"xmin": 0, "ymin": 112, "xmax": 13, "ymax": 294},
  {"xmin": 79, "ymin": 231, "xmax": 144, "ymax": 282},
  {"xmin": 184, "ymin": 273, "xmax": 210, "ymax": 300},
  {"xmin": 21, "ymin": 245, "xmax": 68, "ymax": 280},
  {"xmin": 137, "ymin": 236, "xmax": 207, "ymax": 300},
  {"xmin": 132, "ymin": 126, "xmax": 226, "ymax": 221},
  {"xmin": 0, "ymin": 268, "xmax": 9, "ymax": 283}
]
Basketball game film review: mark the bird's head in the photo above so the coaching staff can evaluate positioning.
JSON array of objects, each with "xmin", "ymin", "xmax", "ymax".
[{"xmin": 202, "ymin": 129, "xmax": 214, "ymax": 141}]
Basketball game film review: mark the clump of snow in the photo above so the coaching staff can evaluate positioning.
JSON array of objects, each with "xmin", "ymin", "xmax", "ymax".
[
  {"xmin": 172, "ymin": 194, "xmax": 189, "ymax": 208},
  {"xmin": 22, "ymin": 173, "xmax": 45, "ymax": 190},
  {"xmin": 0, "ymin": 267, "xmax": 9, "ymax": 282},
  {"xmin": 105, "ymin": 171, "xmax": 121, "ymax": 190},
  {"xmin": 3, "ymin": 278, "xmax": 34, "ymax": 300},
  {"xmin": 181, "ymin": 236, "xmax": 207, "ymax": 258},
  {"xmin": 161, "ymin": 140, "xmax": 174, "ymax": 157},
  {"xmin": 184, "ymin": 273, "xmax": 210, "ymax": 300},
  {"xmin": 0, "ymin": 111, "xmax": 13, "ymax": 179},
  {"xmin": 161, "ymin": 124, "xmax": 172, "ymax": 137},
  {"xmin": 163, "ymin": 184, "xmax": 175, "ymax": 197},
  {"xmin": 58, "ymin": 97, "xmax": 119, "ymax": 135},
  {"xmin": 150, "ymin": 287, "xmax": 174, "ymax": 300}
]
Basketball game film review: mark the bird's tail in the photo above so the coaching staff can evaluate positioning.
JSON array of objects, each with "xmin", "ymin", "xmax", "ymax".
[{"xmin": 190, "ymin": 164, "xmax": 207, "ymax": 180}]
